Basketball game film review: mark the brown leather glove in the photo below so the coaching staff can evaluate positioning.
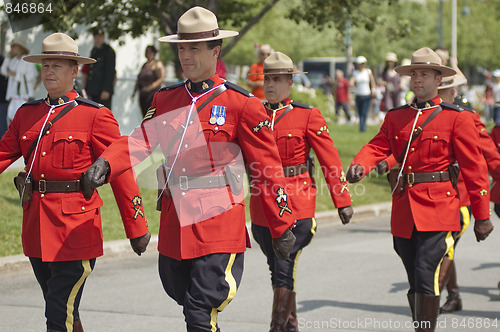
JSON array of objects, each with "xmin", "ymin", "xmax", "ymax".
[
  {"xmin": 272, "ymin": 228, "xmax": 296, "ymax": 260},
  {"xmin": 375, "ymin": 160, "xmax": 389, "ymax": 175},
  {"xmin": 346, "ymin": 164, "xmax": 364, "ymax": 183},
  {"xmin": 130, "ymin": 231, "xmax": 151, "ymax": 256},
  {"xmin": 338, "ymin": 206, "xmax": 353, "ymax": 224},
  {"xmin": 85, "ymin": 157, "xmax": 110, "ymax": 190},
  {"xmin": 474, "ymin": 219, "xmax": 494, "ymax": 242}
]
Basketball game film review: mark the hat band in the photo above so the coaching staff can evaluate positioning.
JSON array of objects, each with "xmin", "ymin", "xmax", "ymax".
[
  {"xmin": 264, "ymin": 68, "xmax": 294, "ymax": 74},
  {"xmin": 42, "ymin": 51, "xmax": 80, "ymax": 57},
  {"xmin": 178, "ymin": 28, "xmax": 219, "ymax": 40},
  {"xmin": 411, "ymin": 61, "xmax": 440, "ymax": 66}
]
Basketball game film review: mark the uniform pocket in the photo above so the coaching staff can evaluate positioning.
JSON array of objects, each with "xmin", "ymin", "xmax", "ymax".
[
  {"xmin": 419, "ymin": 131, "xmax": 450, "ymax": 163},
  {"xmin": 51, "ymin": 131, "xmax": 87, "ymax": 169},
  {"xmin": 276, "ymin": 129, "xmax": 304, "ymax": 161}
]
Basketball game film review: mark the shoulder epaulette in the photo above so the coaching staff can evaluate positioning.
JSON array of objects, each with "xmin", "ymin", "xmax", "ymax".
[
  {"xmin": 387, "ymin": 104, "xmax": 408, "ymax": 112},
  {"xmin": 291, "ymin": 100, "xmax": 313, "ymax": 109},
  {"xmin": 458, "ymin": 104, "xmax": 475, "ymax": 113},
  {"xmin": 224, "ymin": 81, "xmax": 253, "ymax": 97},
  {"xmin": 440, "ymin": 102, "xmax": 462, "ymax": 112},
  {"xmin": 75, "ymin": 96, "xmax": 104, "ymax": 108},
  {"xmin": 20, "ymin": 98, "xmax": 44, "ymax": 107},
  {"xmin": 158, "ymin": 81, "xmax": 184, "ymax": 92}
]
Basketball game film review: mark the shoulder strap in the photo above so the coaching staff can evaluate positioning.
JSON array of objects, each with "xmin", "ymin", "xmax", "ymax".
[
  {"xmin": 164, "ymin": 84, "xmax": 227, "ymax": 160},
  {"xmin": 24, "ymin": 100, "xmax": 78, "ymax": 164},
  {"xmin": 273, "ymin": 104, "xmax": 294, "ymax": 126},
  {"xmin": 396, "ymin": 105, "xmax": 442, "ymax": 163}
]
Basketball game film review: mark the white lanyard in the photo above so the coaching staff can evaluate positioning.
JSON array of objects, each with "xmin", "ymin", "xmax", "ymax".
[
  {"xmin": 265, "ymin": 103, "xmax": 289, "ymax": 130},
  {"xmin": 391, "ymin": 103, "xmax": 440, "ymax": 195}
]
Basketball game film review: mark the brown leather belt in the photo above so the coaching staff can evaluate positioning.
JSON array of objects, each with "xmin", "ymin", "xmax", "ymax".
[
  {"xmin": 33, "ymin": 179, "xmax": 83, "ymax": 193},
  {"xmin": 405, "ymin": 171, "xmax": 450, "ymax": 187},
  {"xmin": 283, "ymin": 163, "xmax": 308, "ymax": 177},
  {"xmin": 169, "ymin": 174, "xmax": 229, "ymax": 191}
]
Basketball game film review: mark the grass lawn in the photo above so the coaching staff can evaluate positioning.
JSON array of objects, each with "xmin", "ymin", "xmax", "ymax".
[{"xmin": 0, "ymin": 122, "xmax": 391, "ymax": 257}]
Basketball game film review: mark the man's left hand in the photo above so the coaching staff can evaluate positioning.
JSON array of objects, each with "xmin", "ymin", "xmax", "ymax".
[
  {"xmin": 130, "ymin": 232, "xmax": 151, "ymax": 256},
  {"xmin": 338, "ymin": 206, "xmax": 353, "ymax": 225},
  {"xmin": 272, "ymin": 228, "xmax": 296, "ymax": 260},
  {"xmin": 84, "ymin": 157, "xmax": 110, "ymax": 189},
  {"xmin": 474, "ymin": 219, "xmax": 494, "ymax": 242}
]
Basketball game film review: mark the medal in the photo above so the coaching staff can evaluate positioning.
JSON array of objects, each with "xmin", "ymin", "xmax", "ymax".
[
  {"xmin": 216, "ymin": 106, "xmax": 226, "ymax": 126},
  {"xmin": 216, "ymin": 116, "xmax": 225, "ymax": 126},
  {"xmin": 209, "ymin": 116, "xmax": 217, "ymax": 125}
]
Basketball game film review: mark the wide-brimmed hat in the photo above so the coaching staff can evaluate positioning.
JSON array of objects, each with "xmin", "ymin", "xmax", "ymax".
[
  {"xmin": 395, "ymin": 47, "xmax": 456, "ymax": 77},
  {"xmin": 438, "ymin": 61, "xmax": 467, "ymax": 90},
  {"xmin": 158, "ymin": 6, "xmax": 238, "ymax": 43},
  {"xmin": 385, "ymin": 52, "xmax": 398, "ymax": 62},
  {"xmin": 11, "ymin": 38, "xmax": 29, "ymax": 53},
  {"xmin": 249, "ymin": 52, "xmax": 307, "ymax": 75},
  {"xmin": 492, "ymin": 69, "xmax": 500, "ymax": 78},
  {"xmin": 24, "ymin": 33, "xmax": 96, "ymax": 65}
]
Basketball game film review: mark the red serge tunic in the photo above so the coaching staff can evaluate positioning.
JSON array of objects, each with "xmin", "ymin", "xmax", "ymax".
[
  {"xmin": 101, "ymin": 75, "xmax": 295, "ymax": 260},
  {"xmin": 351, "ymin": 97, "xmax": 490, "ymax": 239},
  {"xmin": 0, "ymin": 90, "xmax": 148, "ymax": 261},
  {"xmin": 489, "ymin": 125, "xmax": 500, "ymax": 204},
  {"xmin": 250, "ymin": 98, "xmax": 351, "ymax": 225}
]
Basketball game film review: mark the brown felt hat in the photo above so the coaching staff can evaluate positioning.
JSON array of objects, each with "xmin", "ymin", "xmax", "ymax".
[
  {"xmin": 395, "ymin": 47, "xmax": 456, "ymax": 77},
  {"xmin": 158, "ymin": 6, "xmax": 238, "ymax": 43},
  {"xmin": 249, "ymin": 52, "xmax": 307, "ymax": 75}
]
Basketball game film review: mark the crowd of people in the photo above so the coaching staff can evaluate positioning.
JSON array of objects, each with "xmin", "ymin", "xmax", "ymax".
[{"xmin": 1, "ymin": 5, "xmax": 500, "ymax": 332}]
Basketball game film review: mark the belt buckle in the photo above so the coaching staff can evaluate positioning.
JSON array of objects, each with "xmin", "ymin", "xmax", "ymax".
[
  {"xmin": 179, "ymin": 176, "xmax": 189, "ymax": 191},
  {"xmin": 38, "ymin": 179, "xmax": 46, "ymax": 193},
  {"xmin": 406, "ymin": 173, "xmax": 414, "ymax": 187}
]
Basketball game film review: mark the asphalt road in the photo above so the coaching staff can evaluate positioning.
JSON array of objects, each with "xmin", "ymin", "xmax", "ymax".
[{"xmin": 1, "ymin": 213, "xmax": 500, "ymax": 331}]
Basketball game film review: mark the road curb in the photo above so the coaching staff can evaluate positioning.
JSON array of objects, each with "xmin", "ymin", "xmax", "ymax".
[{"xmin": 0, "ymin": 202, "xmax": 392, "ymax": 274}]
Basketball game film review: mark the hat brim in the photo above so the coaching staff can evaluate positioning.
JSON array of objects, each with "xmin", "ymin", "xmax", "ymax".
[
  {"xmin": 23, "ymin": 54, "xmax": 96, "ymax": 65},
  {"xmin": 158, "ymin": 30, "xmax": 238, "ymax": 43},
  {"xmin": 438, "ymin": 76, "xmax": 467, "ymax": 90},
  {"xmin": 249, "ymin": 70, "xmax": 308, "ymax": 76},
  {"xmin": 395, "ymin": 64, "xmax": 456, "ymax": 77}
]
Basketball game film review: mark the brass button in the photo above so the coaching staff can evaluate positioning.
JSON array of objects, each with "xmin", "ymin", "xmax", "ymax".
[
  {"xmin": 182, "ymin": 168, "xmax": 186, "ymax": 172},
  {"xmin": 22, "ymin": 136, "xmax": 26, "ymax": 140},
  {"xmin": 184, "ymin": 144, "xmax": 188, "ymax": 149},
  {"xmin": 446, "ymin": 191, "xmax": 451, "ymax": 196},
  {"xmin": 418, "ymin": 111, "xmax": 423, "ymax": 115},
  {"xmin": 81, "ymin": 206, "xmax": 85, "ymax": 211},
  {"xmin": 68, "ymin": 136, "xmax": 73, "ymax": 140},
  {"xmin": 414, "ymin": 129, "xmax": 418, "ymax": 132},
  {"xmin": 42, "ymin": 152, "xmax": 46, "ymax": 157},
  {"xmin": 46, "ymin": 130, "xmax": 50, "ymax": 135},
  {"xmin": 181, "ymin": 192, "xmax": 186, "ymax": 196},
  {"xmin": 214, "ymin": 127, "xmax": 219, "ymax": 130},
  {"xmin": 303, "ymin": 181, "xmax": 307, "ymax": 185},
  {"xmin": 288, "ymin": 133, "xmax": 292, "ymax": 137},
  {"xmin": 408, "ymin": 166, "xmax": 412, "ymax": 170},
  {"xmin": 162, "ymin": 121, "xmax": 167, "ymax": 125},
  {"xmin": 395, "ymin": 136, "xmax": 398, "ymax": 140},
  {"xmin": 40, "ymin": 194, "xmax": 44, "ymax": 198},
  {"xmin": 51, "ymin": 110, "xmax": 55, "ymax": 114},
  {"xmin": 41, "ymin": 174, "xmax": 45, "ymax": 178},
  {"xmin": 433, "ymin": 135, "xmax": 438, "ymax": 140},
  {"xmin": 410, "ymin": 148, "xmax": 415, "ymax": 152}
]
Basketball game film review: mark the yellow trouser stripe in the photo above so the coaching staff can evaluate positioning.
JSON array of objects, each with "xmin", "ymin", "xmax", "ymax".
[
  {"xmin": 65, "ymin": 260, "xmax": 92, "ymax": 332},
  {"xmin": 292, "ymin": 217, "xmax": 317, "ymax": 291},
  {"xmin": 434, "ymin": 232, "xmax": 454, "ymax": 295},
  {"xmin": 210, "ymin": 253, "xmax": 237, "ymax": 332},
  {"xmin": 457, "ymin": 206, "xmax": 471, "ymax": 240},
  {"xmin": 311, "ymin": 217, "xmax": 317, "ymax": 237}
]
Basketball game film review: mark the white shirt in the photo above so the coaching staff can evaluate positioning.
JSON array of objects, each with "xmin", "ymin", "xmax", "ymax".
[{"xmin": 352, "ymin": 68, "xmax": 372, "ymax": 96}]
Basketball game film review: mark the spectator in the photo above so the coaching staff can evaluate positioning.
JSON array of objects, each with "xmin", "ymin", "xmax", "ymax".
[
  {"xmin": 0, "ymin": 54, "xmax": 8, "ymax": 138},
  {"xmin": 493, "ymin": 70, "xmax": 500, "ymax": 125},
  {"xmin": 132, "ymin": 45, "xmax": 165, "ymax": 116},
  {"xmin": 247, "ymin": 44, "xmax": 273, "ymax": 101},
  {"xmin": 0, "ymin": 38, "xmax": 38, "ymax": 123},
  {"xmin": 333, "ymin": 69, "xmax": 352, "ymax": 123},
  {"xmin": 381, "ymin": 52, "xmax": 402, "ymax": 110},
  {"xmin": 484, "ymin": 72, "xmax": 494, "ymax": 123},
  {"xmin": 82, "ymin": 28, "xmax": 116, "ymax": 109},
  {"xmin": 349, "ymin": 55, "xmax": 376, "ymax": 131},
  {"xmin": 292, "ymin": 64, "xmax": 311, "ymax": 90}
]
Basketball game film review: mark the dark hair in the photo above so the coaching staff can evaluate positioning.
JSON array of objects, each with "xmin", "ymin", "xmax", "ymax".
[
  {"xmin": 207, "ymin": 39, "xmax": 223, "ymax": 50},
  {"xmin": 92, "ymin": 27, "xmax": 105, "ymax": 36},
  {"xmin": 146, "ymin": 45, "xmax": 157, "ymax": 54}
]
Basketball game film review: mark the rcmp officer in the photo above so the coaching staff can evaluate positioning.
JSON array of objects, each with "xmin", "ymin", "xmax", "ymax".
[
  {"xmin": 436, "ymin": 61, "xmax": 500, "ymax": 314},
  {"xmin": 346, "ymin": 47, "xmax": 493, "ymax": 332},
  {"xmin": 84, "ymin": 7, "xmax": 296, "ymax": 332},
  {"xmin": 249, "ymin": 52, "xmax": 353, "ymax": 331},
  {"xmin": 0, "ymin": 33, "xmax": 150, "ymax": 332},
  {"xmin": 82, "ymin": 28, "xmax": 116, "ymax": 109}
]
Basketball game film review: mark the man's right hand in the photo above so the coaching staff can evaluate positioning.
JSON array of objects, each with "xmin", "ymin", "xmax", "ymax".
[
  {"xmin": 272, "ymin": 228, "xmax": 296, "ymax": 260},
  {"xmin": 346, "ymin": 164, "xmax": 364, "ymax": 183},
  {"xmin": 375, "ymin": 160, "xmax": 389, "ymax": 175},
  {"xmin": 84, "ymin": 157, "xmax": 110, "ymax": 189}
]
